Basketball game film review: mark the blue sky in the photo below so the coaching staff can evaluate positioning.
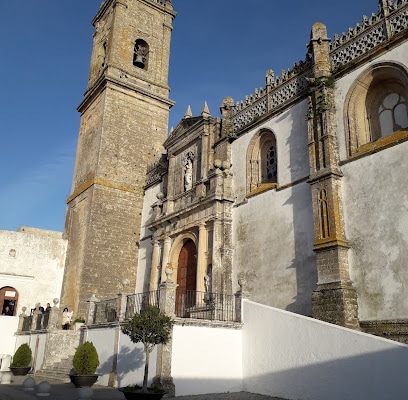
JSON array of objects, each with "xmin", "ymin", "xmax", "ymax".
[{"xmin": 0, "ymin": 0, "xmax": 378, "ymax": 232}]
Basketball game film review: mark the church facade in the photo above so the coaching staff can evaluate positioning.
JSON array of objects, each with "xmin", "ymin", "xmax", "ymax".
[
  {"xmin": 3, "ymin": 0, "xmax": 408, "ymax": 344},
  {"xmin": 127, "ymin": 0, "xmax": 408, "ymax": 340}
]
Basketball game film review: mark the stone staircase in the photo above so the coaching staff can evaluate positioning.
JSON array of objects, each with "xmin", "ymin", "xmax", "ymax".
[
  {"xmin": 34, "ymin": 355, "xmax": 73, "ymax": 383},
  {"xmin": 34, "ymin": 330, "xmax": 81, "ymax": 383}
]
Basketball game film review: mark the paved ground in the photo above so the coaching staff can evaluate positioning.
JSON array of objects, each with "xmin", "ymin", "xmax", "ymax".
[{"xmin": 0, "ymin": 374, "xmax": 287, "ymax": 400}]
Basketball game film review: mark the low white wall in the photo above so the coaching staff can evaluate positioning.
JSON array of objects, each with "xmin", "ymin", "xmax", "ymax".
[
  {"xmin": 242, "ymin": 300, "xmax": 408, "ymax": 400},
  {"xmin": 86, "ymin": 327, "xmax": 157, "ymax": 389},
  {"xmin": 30, "ymin": 333, "xmax": 47, "ymax": 372},
  {"xmin": 0, "ymin": 316, "xmax": 18, "ymax": 355},
  {"xmin": 171, "ymin": 324, "xmax": 243, "ymax": 396}
]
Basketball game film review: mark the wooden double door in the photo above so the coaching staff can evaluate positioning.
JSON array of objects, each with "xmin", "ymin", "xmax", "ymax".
[{"xmin": 176, "ymin": 239, "xmax": 197, "ymax": 316}]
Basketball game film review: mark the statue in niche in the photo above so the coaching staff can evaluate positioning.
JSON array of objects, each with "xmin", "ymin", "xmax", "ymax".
[
  {"xmin": 183, "ymin": 151, "xmax": 195, "ymax": 191},
  {"xmin": 204, "ymin": 267, "xmax": 212, "ymax": 293}
]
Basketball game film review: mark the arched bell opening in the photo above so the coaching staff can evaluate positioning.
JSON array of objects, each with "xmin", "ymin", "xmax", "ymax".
[{"xmin": 133, "ymin": 39, "xmax": 149, "ymax": 70}]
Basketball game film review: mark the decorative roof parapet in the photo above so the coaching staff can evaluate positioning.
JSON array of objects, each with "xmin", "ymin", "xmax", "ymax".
[
  {"xmin": 231, "ymin": 56, "xmax": 312, "ymax": 133},
  {"xmin": 330, "ymin": 0, "xmax": 408, "ymax": 71},
  {"xmin": 229, "ymin": 0, "xmax": 408, "ymax": 135}
]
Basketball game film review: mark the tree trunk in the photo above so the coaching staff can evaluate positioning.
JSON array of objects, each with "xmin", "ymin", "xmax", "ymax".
[{"xmin": 142, "ymin": 348, "xmax": 150, "ymax": 392}]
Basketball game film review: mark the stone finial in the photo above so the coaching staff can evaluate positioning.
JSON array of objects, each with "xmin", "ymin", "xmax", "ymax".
[
  {"xmin": 221, "ymin": 97, "xmax": 234, "ymax": 109},
  {"xmin": 309, "ymin": 22, "xmax": 331, "ymax": 78},
  {"xmin": 310, "ymin": 22, "xmax": 328, "ymax": 41},
  {"xmin": 201, "ymin": 101, "xmax": 210, "ymax": 117},
  {"xmin": 266, "ymin": 69, "xmax": 275, "ymax": 85},
  {"xmin": 184, "ymin": 105, "xmax": 192, "ymax": 119}
]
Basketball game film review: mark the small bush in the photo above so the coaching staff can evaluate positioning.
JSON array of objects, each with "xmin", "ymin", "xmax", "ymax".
[
  {"xmin": 11, "ymin": 343, "xmax": 32, "ymax": 367},
  {"xmin": 72, "ymin": 341, "xmax": 99, "ymax": 375}
]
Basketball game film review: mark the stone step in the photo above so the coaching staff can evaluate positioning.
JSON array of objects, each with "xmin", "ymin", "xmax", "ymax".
[
  {"xmin": 35, "ymin": 355, "xmax": 75, "ymax": 383},
  {"xmin": 34, "ymin": 370, "xmax": 71, "ymax": 384}
]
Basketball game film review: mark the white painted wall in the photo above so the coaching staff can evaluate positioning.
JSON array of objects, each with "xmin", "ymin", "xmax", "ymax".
[
  {"xmin": 232, "ymin": 100, "xmax": 310, "ymax": 203},
  {"xmin": 242, "ymin": 300, "xmax": 408, "ymax": 400},
  {"xmin": 341, "ymin": 142, "xmax": 408, "ymax": 320},
  {"xmin": 332, "ymin": 40, "xmax": 408, "ymax": 321},
  {"xmin": 171, "ymin": 324, "xmax": 243, "ymax": 396},
  {"xmin": 0, "ymin": 316, "xmax": 18, "ymax": 355},
  {"xmin": 86, "ymin": 327, "xmax": 158, "ymax": 389},
  {"xmin": 232, "ymin": 182, "xmax": 316, "ymax": 315},
  {"xmin": 0, "ymin": 227, "xmax": 67, "ymax": 314},
  {"xmin": 231, "ymin": 100, "xmax": 317, "ymax": 315}
]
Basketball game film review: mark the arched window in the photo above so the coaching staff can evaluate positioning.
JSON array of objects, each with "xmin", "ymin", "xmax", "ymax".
[
  {"xmin": 133, "ymin": 39, "xmax": 149, "ymax": 70},
  {"xmin": 247, "ymin": 129, "xmax": 277, "ymax": 194},
  {"xmin": 344, "ymin": 62, "xmax": 408, "ymax": 156},
  {"xmin": 0, "ymin": 286, "xmax": 19, "ymax": 316}
]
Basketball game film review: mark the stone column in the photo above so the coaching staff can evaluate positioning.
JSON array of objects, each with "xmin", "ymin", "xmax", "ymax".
[
  {"xmin": 86, "ymin": 292, "xmax": 98, "ymax": 325},
  {"xmin": 211, "ymin": 219, "xmax": 222, "ymax": 294},
  {"xmin": 153, "ymin": 281, "xmax": 177, "ymax": 396},
  {"xmin": 196, "ymin": 222, "xmax": 208, "ymax": 293},
  {"xmin": 117, "ymin": 293, "xmax": 128, "ymax": 322},
  {"xmin": 234, "ymin": 289, "xmax": 243, "ymax": 323},
  {"xmin": 166, "ymin": 156, "xmax": 176, "ymax": 214},
  {"xmin": 149, "ymin": 240, "xmax": 161, "ymax": 291},
  {"xmin": 16, "ymin": 307, "xmax": 27, "ymax": 333},
  {"xmin": 47, "ymin": 299, "xmax": 60, "ymax": 331},
  {"xmin": 307, "ymin": 22, "xmax": 359, "ymax": 330},
  {"xmin": 160, "ymin": 237, "xmax": 172, "ymax": 283},
  {"xmin": 31, "ymin": 303, "xmax": 41, "ymax": 331}
]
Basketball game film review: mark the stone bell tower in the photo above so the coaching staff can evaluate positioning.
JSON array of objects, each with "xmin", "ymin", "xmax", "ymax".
[{"xmin": 61, "ymin": 0, "xmax": 176, "ymax": 317}]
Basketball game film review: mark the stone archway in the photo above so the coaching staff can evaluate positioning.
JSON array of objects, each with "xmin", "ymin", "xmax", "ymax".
[{"xmin": 175, "ymin": 239, "xmax": 197, "ymax": 317}]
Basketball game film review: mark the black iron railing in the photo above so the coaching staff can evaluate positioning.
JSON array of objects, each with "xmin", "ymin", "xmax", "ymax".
[
  {"xmin": 175, "ymin": 290, "xmax": 237, "ymax": 322},
  {"xmin": 90, "ymin": 289, "xmax": 240, "ymax": 324},
  {"xmin": 125, "ymin": 291, "xmax": 160, "ymax": 319}
]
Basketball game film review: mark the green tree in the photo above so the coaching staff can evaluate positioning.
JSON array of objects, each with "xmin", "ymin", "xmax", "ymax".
[{"xmin": 121, "ymin": 306, "xmax": 174, "ymax": 392}]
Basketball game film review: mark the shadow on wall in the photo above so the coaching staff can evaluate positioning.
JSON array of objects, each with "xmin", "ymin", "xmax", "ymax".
[
  {"xmin": 243, "ymin": 346, "xmax": 408, "ymax": 400},
  {"xmin": 98, "ymin": 345, "xmax": 145, "ymax": 387},
  {"xmin": 281, "ymin": 102, "xmax": 317, "ymax": 315},
  {"xmin": 171, "ymin": 345, "xmax": 408, "ymax": 400}
]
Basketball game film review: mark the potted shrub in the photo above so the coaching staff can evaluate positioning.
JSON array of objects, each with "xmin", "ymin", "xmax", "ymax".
[
  {"xmin": 69, "ymin": 341, "xmax": 100, "ymax": 388},
  {"xmin": 119, "ymin": 305, "xmax": 174, "ymax": 400},
  {"xmin": 10, "ymin": 343, "xmax": 32, "ymax": 375}
]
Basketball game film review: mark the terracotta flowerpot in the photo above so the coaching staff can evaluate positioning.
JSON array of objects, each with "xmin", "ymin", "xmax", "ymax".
[
  {"xmin": 10, "ymin": 367, "xmax": 31, "ymax": 376},
  {"xmin": 69, "ymin": 374, "xmax": 98, "ymax": 388},
  {"xmin": 118, "ymin": 387, "xmax": 166, "ymax": 400}
]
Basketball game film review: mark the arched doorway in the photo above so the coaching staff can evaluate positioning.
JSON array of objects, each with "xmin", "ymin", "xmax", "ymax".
[
  {"xmin": 176, "ymin": 239, "xmax": 197, "ymax": 317},
  {"xmin": 0, "ymin": 286, "xmax": 19, "ymax": 316}
]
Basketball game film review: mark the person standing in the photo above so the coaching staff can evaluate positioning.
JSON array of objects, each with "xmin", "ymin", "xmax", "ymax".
[{"xmin": 62, "ymin": 307, "xmax": 72, "ymax": 330}]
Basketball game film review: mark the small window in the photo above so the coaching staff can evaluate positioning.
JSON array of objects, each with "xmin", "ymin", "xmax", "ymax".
[
  {"xmin": 247, "ymin": 129, "xmax": 277, "ymax": 194},
  {"xmin": 1, "ymin": 286, "xmax": 19, "ymax": 316}
]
